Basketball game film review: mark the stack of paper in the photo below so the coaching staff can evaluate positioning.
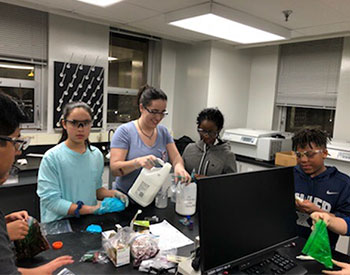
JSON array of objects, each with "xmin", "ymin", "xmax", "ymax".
[{"xmin": 150, "ymin": 220, "xmax": 194, "ymax": 251}]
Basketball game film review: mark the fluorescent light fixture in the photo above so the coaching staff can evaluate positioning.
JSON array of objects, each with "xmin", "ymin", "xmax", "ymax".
[
  {"xmin": 132, "ymin": 61, "xmax": 143, "ymax": 68},
  {"xmin": 0, "ymin": 63, "xmax": 34, "ymax": 70},
  {"xmin": 167, "ymin": 3, "xmax": 290, "ymax": 44},
  {"xmin": 77, "ymin": 0, "xmax": 123, "ymax": 7},
  {"xmin": 170, "ymin": 14, "xmax": 285, "ymax": 44},
  {"xmin": 108, "ymin": 56, "xmax": 118, "ymax": 62}
]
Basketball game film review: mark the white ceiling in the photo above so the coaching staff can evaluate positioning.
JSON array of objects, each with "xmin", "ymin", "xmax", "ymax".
[{"xmin": 2, "ymin": 0, "xmax": 350, "ymax": 46}]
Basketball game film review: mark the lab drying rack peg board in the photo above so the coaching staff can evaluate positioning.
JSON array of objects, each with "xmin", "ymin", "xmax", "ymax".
[{"xmin": 53, "ymin": 61, "xmax": 104, "ymax": 128}]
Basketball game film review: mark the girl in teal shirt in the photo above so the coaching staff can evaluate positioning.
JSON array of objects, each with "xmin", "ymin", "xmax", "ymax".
[{"xmin": 37, "ymin": 102, "xmax": 127, "ymax": 223}]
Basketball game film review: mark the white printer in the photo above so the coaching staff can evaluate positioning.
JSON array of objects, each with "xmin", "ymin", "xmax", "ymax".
[
  {"xmin": 327, "ymin": 141, "xmax": 350, "ymax": 162},
  {"xmin": 222, "ymin": 128, "xmax": 293, "ymax": 161}
]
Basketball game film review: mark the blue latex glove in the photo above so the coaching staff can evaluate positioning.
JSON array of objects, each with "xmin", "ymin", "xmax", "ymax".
[
  {"xmin": 94, "ymin": 197, "xmax": 125, "ymax": 215},
  {"xmin": 114, "ymin": 192, "xmax": 129, "ymax": 208}
]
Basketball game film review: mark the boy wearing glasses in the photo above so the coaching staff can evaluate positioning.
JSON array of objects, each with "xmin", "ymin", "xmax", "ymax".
[
  {"xmin": 293, "ymin": 128, "xmax": 350, "ymax": 249},
  {"xmin": 0, "ymin": 92, "xmax": 73, "ymax": 274}
]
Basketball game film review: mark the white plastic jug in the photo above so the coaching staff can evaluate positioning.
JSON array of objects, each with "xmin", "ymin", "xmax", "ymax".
[
  {"xmin": 175, "ymin": 182, "xmax": 197, "ymax": 216},
  {"xmin": 128, "ymin": 158, "xmax": 172, "ymax": 207}
]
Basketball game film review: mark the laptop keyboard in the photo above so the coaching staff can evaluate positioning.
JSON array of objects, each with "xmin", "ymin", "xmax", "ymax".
[{"xmin": 242, "ymin": 252, "xmax": 297, "ymax": 274}]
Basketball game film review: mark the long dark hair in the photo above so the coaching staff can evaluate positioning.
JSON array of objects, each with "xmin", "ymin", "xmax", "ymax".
[
  {"xmin": 58, "ymin": 101, "xmax": 93, "ymax": 151},
  {"xmin": 137, "ymin": 84, "xmax": 167, "ymax": 115}
]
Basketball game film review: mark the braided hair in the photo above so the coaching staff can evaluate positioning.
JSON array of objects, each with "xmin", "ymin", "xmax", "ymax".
[{"xmin": 292, "ymin": 128, "xmax": 331, "ymax": 150}]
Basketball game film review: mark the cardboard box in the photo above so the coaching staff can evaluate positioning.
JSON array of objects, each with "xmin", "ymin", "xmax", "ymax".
[
  {"xmin": 275, "ymin": 151, "xmax": 297, "ymax": 167},
  {"xmin": 102, "ymin": 230, "xmax": 130, "ymax": 267}
]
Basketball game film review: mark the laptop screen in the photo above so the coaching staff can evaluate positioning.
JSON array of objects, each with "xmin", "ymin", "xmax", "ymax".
[{"xmin": 197, "ymin": 167, "xmax": 297, "ymax": 274}]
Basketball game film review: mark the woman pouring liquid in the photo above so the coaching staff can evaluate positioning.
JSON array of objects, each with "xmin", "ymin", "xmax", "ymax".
[{"xmin": 110, "ymin": 85, "xmax": 191, "ymax": 201}]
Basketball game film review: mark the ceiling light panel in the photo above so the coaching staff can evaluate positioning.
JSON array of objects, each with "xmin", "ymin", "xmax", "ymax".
[
  {"xmin": 77, "ymin": 0, "xmax": 123, "ymax": 7},
  {"xmin": 167, "ymin": 2, "xmax": 290, "ymax": 44},
  {"xmin": 170, "ymin": 13, "xmax": 285, "ymax": 44}
]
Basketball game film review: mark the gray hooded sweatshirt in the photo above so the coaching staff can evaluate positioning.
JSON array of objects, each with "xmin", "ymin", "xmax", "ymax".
[{"xmin": 182, "ymin": 139, "xmax": 237, "ymax": 176}]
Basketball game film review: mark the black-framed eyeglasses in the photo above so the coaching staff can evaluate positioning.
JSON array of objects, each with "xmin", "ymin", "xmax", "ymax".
[
  {"xmin": 0, "ymin": 136, "xmax": 30, "ymax": 151},
  {"xmin": 294, "ymin": 149, "xmax": 324, "ymax": 159},
  {"xmin": 65, "ymin": 119, "xmax": 93, "ymax": 128},
  {"xmin": 144, "ymin": 106, "xmax": 168, "ymax": 116},
  {"xmin": 197, "ymin": 128, "xmax": 218, "ymax": 138}
]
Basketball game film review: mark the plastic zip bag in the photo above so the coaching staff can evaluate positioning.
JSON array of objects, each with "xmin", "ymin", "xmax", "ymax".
[
  {"xmin": 40, "ymin": 219, "xmax": 72, "ymax": 236},
  {"xmin": 302, "ymin": 219, "xmax": 333, "ymax": 269},
  {"xmin": 139, "ymin": 248, "xmax": 177, "ymax": 274},
  {"xmin": 130, "ymin": 234, "xmax": 159, "ymax": 267},
  {"xmin": 102, "ymin": 226, "xmax": 133, "ymax": 267},
  {"xmin": 14, "ymin": 217, "xmax": 50, "ymax": 260},
  {"xmin": 79, "ymin": 249, "xmax": 109, "ymax": 264}
]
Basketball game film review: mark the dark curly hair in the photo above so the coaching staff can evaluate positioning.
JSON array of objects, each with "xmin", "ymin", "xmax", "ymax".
[
  {"xmin": 196, "ymin": 108, "xmax": 224, "ymax": 131},
  {"xmin": 292, "ymin": 128, "xmax": 331, "ymax": 150}
]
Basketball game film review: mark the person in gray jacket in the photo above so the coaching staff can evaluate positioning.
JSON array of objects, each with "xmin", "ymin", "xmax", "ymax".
[{"xmin": 182, "ymin": 108, "xmax": 237, "ymax": 176}]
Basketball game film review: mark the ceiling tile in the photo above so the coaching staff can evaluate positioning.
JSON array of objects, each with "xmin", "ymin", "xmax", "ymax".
[
  {"xmin": 76, "ymin": 1, "xmax": 158, "ymax": 24},
  {"xmin": 13, "ymin": 0, "xmax": 83, "ymax": 11},
  {"xmin": 5, "ymin": 0, "xmax": 350, "ymax": 43},
  {"xmin": 215, "ymin": 0, "xmax": 350, "ymax": 29},
  {"xmin": 127, "ymin": 14, "xmax": 215, "ymax": 42}
]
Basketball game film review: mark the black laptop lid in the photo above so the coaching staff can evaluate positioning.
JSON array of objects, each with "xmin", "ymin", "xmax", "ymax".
[{"xmin": 197, "ymin": 167, "xmax": 297, "ymax": 274}]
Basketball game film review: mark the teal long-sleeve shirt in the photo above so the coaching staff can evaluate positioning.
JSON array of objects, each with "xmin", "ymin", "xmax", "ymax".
[{"xmin": 37, "ymin": 142, "xmax": 103, "ymax": 223}]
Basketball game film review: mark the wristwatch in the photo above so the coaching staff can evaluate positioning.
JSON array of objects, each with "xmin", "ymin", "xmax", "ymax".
[{"xmin": 74, "ymin": 201, "xmax": 84, "ymax": 218}]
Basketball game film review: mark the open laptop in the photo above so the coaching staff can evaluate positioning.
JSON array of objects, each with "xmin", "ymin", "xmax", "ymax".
[{"xmin": 197, "ymin": 167, "xmax": 307, "ymax": 275}]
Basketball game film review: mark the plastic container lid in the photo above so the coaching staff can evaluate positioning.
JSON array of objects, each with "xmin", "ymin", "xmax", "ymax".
[{"xmin": 52, "ymin": 241, "xmax": 63, "ymax": 250}]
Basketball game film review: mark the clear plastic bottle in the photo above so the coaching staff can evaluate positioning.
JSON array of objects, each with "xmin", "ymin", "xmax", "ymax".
[
  {"xmin": 155, "ymin": 187, "xmax": 168, "ymax": 209},
  {"xmin": 175, "ymin": 182, "xmax": 197, "ymax": 216}
]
